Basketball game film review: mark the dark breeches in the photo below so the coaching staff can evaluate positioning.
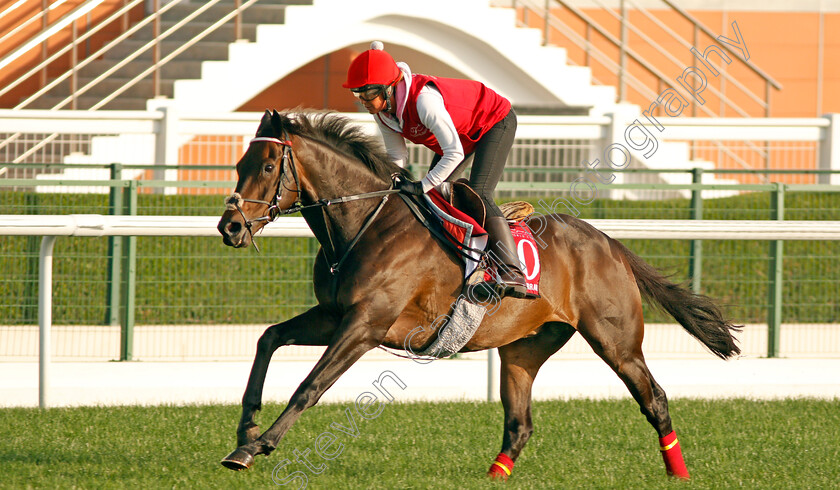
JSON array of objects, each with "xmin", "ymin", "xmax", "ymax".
[{"xmin": 429, "ymin": 108, "xmax": 517, "ymax": 218}]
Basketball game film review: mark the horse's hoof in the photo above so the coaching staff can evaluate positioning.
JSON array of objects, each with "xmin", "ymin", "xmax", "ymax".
[
  {"xmin": 221, "ymin": 448, "xmax": 255, "ymax": 471},
  {"xmin": 237, "ymin": 425, "xmax": 261, "ymax": 446},
  {"xmin": 487, "ymin": 454, "xmax": 514, "ymax": 481}
]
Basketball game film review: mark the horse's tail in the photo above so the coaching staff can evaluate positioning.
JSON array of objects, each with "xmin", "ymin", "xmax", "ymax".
[{"xmin": 615, "ymin": 239, "xmax": 742, "ymax": 359}]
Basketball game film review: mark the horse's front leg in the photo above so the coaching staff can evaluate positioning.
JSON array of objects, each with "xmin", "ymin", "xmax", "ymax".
[
  {"xmin": 237, "ymin": 306, "xmax": 338, "ymax": 447},
  {"xmin": 222, "ymin": 307, "xmax": 391, "ymax": 470}
]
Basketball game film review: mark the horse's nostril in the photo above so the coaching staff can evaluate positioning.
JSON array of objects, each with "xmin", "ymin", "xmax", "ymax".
[{"xmin": 226, "ymin": 221, "xmax": 242, "ymax": 236}]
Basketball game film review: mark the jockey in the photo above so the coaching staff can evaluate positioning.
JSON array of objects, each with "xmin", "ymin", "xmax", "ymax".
[{"xmin": 343, "ymin": 41, "xmax": 530, "ymax": 300}]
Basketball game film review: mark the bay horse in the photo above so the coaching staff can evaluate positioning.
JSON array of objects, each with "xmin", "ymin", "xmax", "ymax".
[{"xmin": 216, "ymin": 110, "xmax": 741, "ymax": 480}]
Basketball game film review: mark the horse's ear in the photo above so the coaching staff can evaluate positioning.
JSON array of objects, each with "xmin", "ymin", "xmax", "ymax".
[
  {"xmin": 270, "ymin": 110, "xmax": 283, "ymax": 133},
  {"xmin": 256, "ymin": 110, "xmax": 272, "ymax": 135}
]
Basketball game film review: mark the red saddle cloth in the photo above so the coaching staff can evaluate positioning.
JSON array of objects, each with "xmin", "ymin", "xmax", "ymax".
[
  {"xmin": 426, "ymin": 188, "xmax": 486, "ymax": 247},
  {"xmin": 483, "ymin": 221, "xmax": 542, "ymax": 298},
  {"xmin": 426, "ymin": 189, "xmax": 541, "ymax": 298}
]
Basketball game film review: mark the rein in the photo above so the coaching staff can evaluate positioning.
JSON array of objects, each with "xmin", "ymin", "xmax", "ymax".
[{"xmin": 226, "ymin": 135, "xmax": 400, "ymax": 274}]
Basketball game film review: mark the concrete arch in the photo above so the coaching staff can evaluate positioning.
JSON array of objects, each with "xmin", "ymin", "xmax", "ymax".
[
  {"xmin": 173, "ymin": 1, "xmax": 606, "ymax": 115},
  {"xmin": 355, "ymin": 14, "xmax": 562, "ymax": 105}
]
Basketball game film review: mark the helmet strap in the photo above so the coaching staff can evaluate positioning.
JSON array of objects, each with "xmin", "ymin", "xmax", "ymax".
[
  {"xmin": 385, "ymin": 73, "xmax": 403, "ymax": 113},
  {"xmin": 384, "ymin": 85, "xmax": 394, "ymax": 112}
]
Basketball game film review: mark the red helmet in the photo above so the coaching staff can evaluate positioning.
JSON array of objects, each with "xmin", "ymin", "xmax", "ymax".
[{"xmin": 342, "ymin": 42, "xmax": 400, "ymax": 89}]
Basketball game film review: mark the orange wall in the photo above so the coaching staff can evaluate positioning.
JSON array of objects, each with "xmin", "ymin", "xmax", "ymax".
[
  {"xmin": 237, "ymin": 48, "xmax": 363, "ymax": 113},
  {"xmin": 537, "ymin": 8, "xmax": 840, "ymax": 118}
]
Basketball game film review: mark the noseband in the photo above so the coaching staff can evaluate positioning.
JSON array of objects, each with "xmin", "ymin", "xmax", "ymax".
[{"xmin": 225, "ymin": 133, "xmax": 400, "ymax": 273}]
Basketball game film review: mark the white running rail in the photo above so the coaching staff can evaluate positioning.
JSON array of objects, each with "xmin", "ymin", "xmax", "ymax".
[
  {"xmin": 3, "ymin": 215, "xmax": 840, "ymax": 407},
  {"xmin": 4, "ymin": 215, "xmax": 840, "ymax": 240}
]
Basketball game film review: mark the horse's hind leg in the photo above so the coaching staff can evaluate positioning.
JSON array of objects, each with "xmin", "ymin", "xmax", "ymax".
[
  {"xmin": 236, "ymin": 306, "xmax": 337, "ymax": 447},
  {"xmin": 488, "ymin": 322, "xmax": 576, "ymax": 480},
  {"xmin": 577, "ymin": 310, "xmax": 690, "ymax": 479}
]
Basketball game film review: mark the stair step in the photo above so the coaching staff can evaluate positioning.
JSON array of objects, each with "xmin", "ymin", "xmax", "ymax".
[
  {"xmin": 24, "ymin": 95, "xmax": 153, "ymax": 111},
  {"xmin": 77, "ymin": 59, "xmax": 203, "ymax": 80},
  {"xmin": 48, "ymin": 77, "xmax": 176, "ymax": 100},
  {"xmin": 184, "ymin": 0, "xmax": 310, "ymax": 5},
  {"xmin": 159, "ymin": 4, "xmax": 288, "ymax": 24},
  {"xmin": 512, "ymin": 104, "xmax": 591, "ymax": 116},
  {"xmin": 130, "ymin": 21, "xmax": 258, "ymax": 43},
  {"xmin": 103, "ymin": 40, "xmax": 234, "ymax": 61}
]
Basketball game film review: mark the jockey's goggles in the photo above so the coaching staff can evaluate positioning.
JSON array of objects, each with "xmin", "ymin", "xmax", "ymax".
[{"xmin": 351, "ymin": 85, "xmax": 387, "ymax": 102}]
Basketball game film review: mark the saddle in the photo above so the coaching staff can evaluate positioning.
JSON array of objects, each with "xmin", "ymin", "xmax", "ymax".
[
  {"xmin": 444, "ymin": 179, "xmax": 487, "ymax": 229},
  {"xmin": 444, "ymin": 178, "xmax": 534, "ymax": 226},
  {"xmin": 397, "ymin": 177, "xmax": 536, "ymax": 269},
  {"xmin": 397, "ymin": 178, "xmax": 536, "ymax": 259}
]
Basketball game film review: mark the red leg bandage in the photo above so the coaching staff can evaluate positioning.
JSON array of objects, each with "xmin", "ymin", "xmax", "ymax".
[
  {"xmin": 487, "ymin": 453, "xmax": 515, "ymax": 480},
  {"xmin": 659, "ymin": 431, "xmax": 690, "ymax": 480}
]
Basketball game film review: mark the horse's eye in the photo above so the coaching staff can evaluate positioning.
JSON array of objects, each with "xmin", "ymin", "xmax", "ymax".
[{"xmin": 264, "ymin": 164, "xmax": 275, "ymax": 173}]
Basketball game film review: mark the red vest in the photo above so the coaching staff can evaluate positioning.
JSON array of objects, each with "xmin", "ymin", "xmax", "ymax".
[{"xmin": 380, "ymin": 74, "xmax": 511, "ymax": 155}]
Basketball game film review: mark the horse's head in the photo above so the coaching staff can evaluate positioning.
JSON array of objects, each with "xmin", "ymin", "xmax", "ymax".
[{"xmin": 218, "ymin": 110, "xmax": 300, "ymax": 249}]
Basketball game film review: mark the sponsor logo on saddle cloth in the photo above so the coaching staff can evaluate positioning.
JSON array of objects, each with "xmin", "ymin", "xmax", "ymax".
[{"xmin": 483, "ymin": 221, "xmax": 541, "ymax": 298}]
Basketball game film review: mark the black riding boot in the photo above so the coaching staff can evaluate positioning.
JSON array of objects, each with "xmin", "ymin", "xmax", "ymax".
[{"xmin": 472, "ymin": 216, "xmax": 529, "ymax": 300}]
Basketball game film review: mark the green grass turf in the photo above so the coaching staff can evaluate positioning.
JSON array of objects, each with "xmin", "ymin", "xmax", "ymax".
[{"xmin": 1, "ymin": 398, "xmax": 838, "ymax": 489}]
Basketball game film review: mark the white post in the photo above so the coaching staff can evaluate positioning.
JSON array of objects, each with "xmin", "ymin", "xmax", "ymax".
[
  {"xmin": 487, "ymin": 348, "xmax": 499, "ymax": 402},
  {"xmin": 148, "ymin": 98, "xmax": 180, "ymax": 195},
  {"xmin": 600, "ymin": 104, "xmax": 638, "ymax": 200},
  {"xmin": 39, "ymin": 236, "xmax": 57, "ymax": 409},
  {"xmin": 819, "ymin": 114, "xmax": 839, "ymax": 185}
]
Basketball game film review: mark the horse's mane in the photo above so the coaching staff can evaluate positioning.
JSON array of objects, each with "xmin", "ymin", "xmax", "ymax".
[{"xmin": 266, "ymin": 110, "xmax": 413, "ymax": 183}]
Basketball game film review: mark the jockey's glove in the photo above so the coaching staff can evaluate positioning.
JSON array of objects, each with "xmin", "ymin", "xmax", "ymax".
[{"xmin": 398, "ymin": 179, "xmax": 425, "ymax": 195}]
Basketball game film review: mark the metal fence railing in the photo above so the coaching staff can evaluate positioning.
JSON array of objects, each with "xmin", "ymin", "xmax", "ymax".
[
  {"xmin": 1, "ymin": 111, "xmax": 836, "ymax": 189},
  {"xmin": 2, "ymin": 177, "xmax": 840, "ymax": 362}
]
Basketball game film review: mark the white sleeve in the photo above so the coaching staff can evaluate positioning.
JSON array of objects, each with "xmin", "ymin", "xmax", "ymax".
[
  {"xmin": 415, "ymin": 87, "xmax": 464, "ymax": 192},
  {"xmin": 375, "ymin": 116, "xmax": 408, "ymax": 168}
]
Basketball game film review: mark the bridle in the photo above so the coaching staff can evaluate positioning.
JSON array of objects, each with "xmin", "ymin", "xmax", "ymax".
[
  {"xmin": 225, "ymin": 134, "xmax": 298, "ymax": 253},
  {"xmin": 225, "ymin": 132, "xmax": 400, "ymax": 275}
]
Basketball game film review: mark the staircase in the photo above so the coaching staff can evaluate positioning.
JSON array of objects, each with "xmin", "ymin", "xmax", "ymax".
[{"xmin": 8, "ymin": 0, "xmax": 310, "ymax": 111}]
